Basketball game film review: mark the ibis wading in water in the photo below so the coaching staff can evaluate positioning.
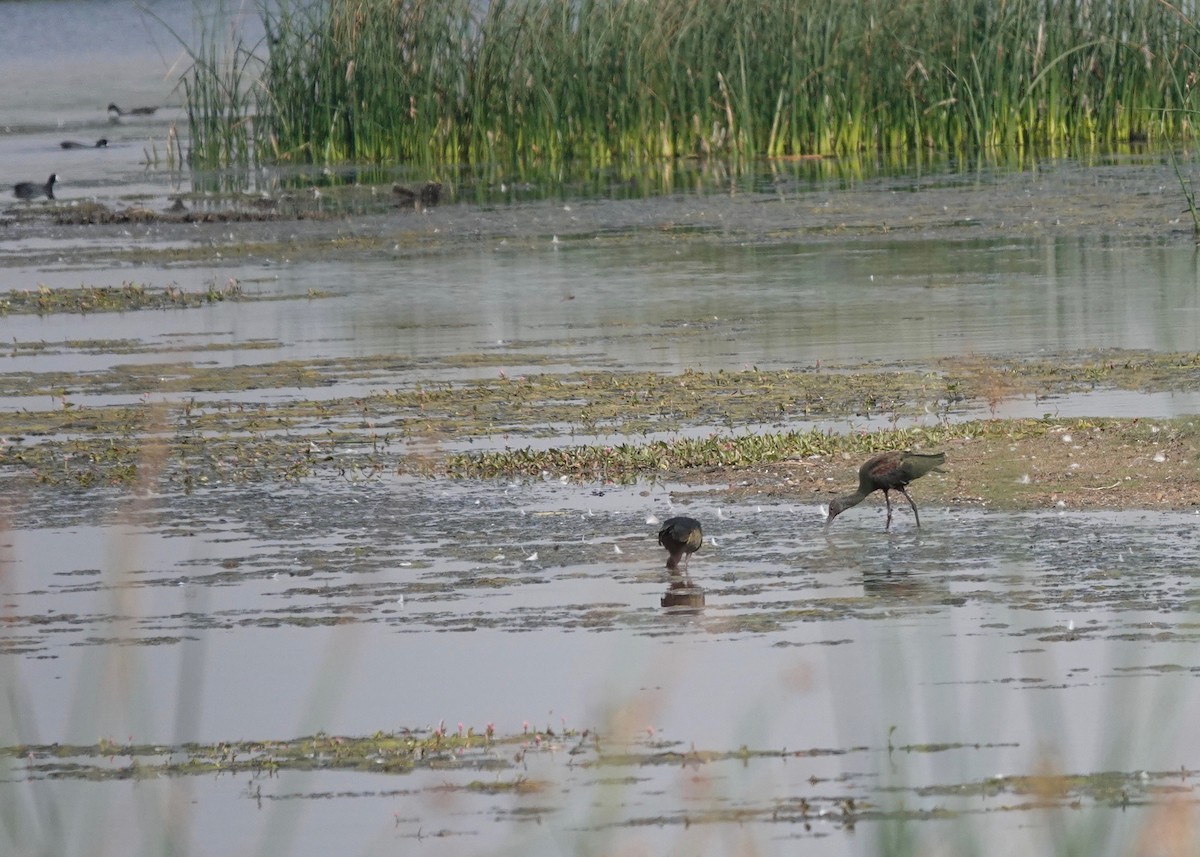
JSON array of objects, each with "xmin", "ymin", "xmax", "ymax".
[
  {"xmin": 657, "ymin": 516, "xmax": 703, "ymax": 571},
  {"xmin": 826, "ymin": 450, "xmax": 945, "ymax": 530}
]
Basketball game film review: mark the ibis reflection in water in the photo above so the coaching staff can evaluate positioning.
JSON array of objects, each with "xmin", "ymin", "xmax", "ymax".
[{"xmin": 661, "ymin": 575, "xmax": 705, "ymax": 609}]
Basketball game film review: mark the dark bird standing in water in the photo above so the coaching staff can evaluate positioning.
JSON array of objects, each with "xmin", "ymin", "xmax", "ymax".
[
  {"xmin": 108, "ymin": 102, "xmax": 158, "ymax": 117},
  {"xmin": 13, "ymin": 174, "xmax": 58, "ymax": 201},
  {"xmin": 393, "ymin": 180, "xmax": 444, "ymax": 210},
  {"xmin": 60, "ymin": 138, "xmax": 108, "ymax": 149},
  {"xmin": 418, "ymin": 180, "xmax": 443, "ymax": 206},
  {"xmin": 657, "ymin": 516, "xmax": 703, "ymax": 571},
  {"xmin": 826, "ymin": 450, "xmax": 945, "ymax": 530}
]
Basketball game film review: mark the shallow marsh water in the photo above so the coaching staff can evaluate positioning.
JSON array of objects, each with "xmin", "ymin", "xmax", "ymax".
[
  {"xmin": 6, "ymin": 478, "xmax": 1200, "ymax": 855},
  {"xmin": 5, "ymin": 2, "xmax": 1200, "ymax": 856}
]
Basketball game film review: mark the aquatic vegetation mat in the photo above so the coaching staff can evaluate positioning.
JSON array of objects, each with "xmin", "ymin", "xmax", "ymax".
[
  {"xmin": 2, "ymin": 351, "xmax": 1200, "ymax": 509},
  {"xmin": 0, "ymin": 280, "xmax": 269, "ymax": 315},
  {"xmin": 4, "ymin": 728, "xmax": 1198, "ymax": 832}
]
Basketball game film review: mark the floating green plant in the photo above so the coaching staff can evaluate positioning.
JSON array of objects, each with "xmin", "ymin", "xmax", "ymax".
[
  {"xmin": 0, "ymin": 729, "xmax": 1186, "ymax": 822},
  {"xmin": 0, "ymin": 281, "xmax": 250, "ymax": 316},
  {"xmin": 3, "ymin": 729, "xmax": 519, "ymax": 780}
]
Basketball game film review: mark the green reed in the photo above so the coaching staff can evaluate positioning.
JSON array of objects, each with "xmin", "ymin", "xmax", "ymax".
[
  {"xmin": 158, "ymin": 3, "xmax": 260, "ymax": 166},
  {"xmin": 186, "ymin": 0, "xmax": 1200, "ymax": 168}
]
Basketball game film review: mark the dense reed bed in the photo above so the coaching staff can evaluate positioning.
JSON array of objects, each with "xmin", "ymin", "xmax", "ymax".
[{"xmin": 187, "ymin": 0, "xmax": 1200, "ymax": 168}]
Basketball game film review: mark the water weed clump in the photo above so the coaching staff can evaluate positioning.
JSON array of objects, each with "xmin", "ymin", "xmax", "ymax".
[
  {"xmin": 187, "ymin": 0, "xmax": 1200, "ymax": 168},
  {"xmin": 0, "ymin": 281, "xmax": 247, "ymax": 317},
  {"xmin": 2, "ymin": 728, "xmax": 525, "ymax": 780}
]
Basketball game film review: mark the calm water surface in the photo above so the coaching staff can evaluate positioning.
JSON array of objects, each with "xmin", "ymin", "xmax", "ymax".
[
  {"xmin": 3, "ymin": 1, "xmax": 1200, "ymax": 856},
  {"xmin": 4, "ymin": 480, "xmax": 1200, "ymax": 856},
  {"xmin": 4, "ymin": 236, "xmax": 1200, "ymax": 380}
]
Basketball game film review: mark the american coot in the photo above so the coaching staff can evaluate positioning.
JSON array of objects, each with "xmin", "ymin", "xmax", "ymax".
[
  {"xmin": 13, "ymin": 174, "xmax": 58, "ymax": 201},
  {"xmin": 60, "ymin": 138, "xmax": 108, "ymax": 149},
  {"xmin": 108, "ymin": 102, "xmax": 158, "ymax": 117}
]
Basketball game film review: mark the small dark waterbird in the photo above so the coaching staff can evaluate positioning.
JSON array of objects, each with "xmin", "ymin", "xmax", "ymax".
[
  {"xmin": 60, "ymin": 138, "xmax": 108, "ymax": 149},
  {"xmin": 108, "ymin": 102, "xmax": 158, "ymax": 117},
  {"xmin": 657, "ymin": 516, "xmax": 703, "ymax": 571},
  {"xmin": 13, "ymin": 174, "xmax": 58, "ymax": 201},
  {"xmin": 393, "ymin": 180, "xmax": 444, "ymax": 210},
  {"xmin": 826, "ymin": 450, "xmax": 945, "ymax": 530}
]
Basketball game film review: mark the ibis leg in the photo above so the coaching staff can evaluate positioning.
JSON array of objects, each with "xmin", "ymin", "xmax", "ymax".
[
  {"xmin": 883, "ymin": 490, "xmax": 894, "ymax": 530},
  {"xmin": 900, "ymin": 487, "xmax": 921, "ymax": 528}
]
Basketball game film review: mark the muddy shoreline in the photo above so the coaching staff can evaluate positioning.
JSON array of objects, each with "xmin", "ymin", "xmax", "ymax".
[
  {"xmin": 4, "ymin": 247, "xmax": 1200, "ymax": 510},
  {"xmin": 2, "ymin": 155, "xmax": 1195, "ymax": 269}
]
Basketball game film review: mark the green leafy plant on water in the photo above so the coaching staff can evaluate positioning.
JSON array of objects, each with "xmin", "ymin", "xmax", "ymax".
[{"xmin": 179, "ymin": 0, "xmax": 1200, "ymax": 170}]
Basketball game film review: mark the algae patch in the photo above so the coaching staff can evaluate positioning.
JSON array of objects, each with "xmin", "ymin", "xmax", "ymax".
[
  {"xmin": 5, "ymin": 729, "xmax": 1193, "ymax": 828},
  {"xmin": 0, "ymin": 279, "xmax": 276, "ymax": 316},
  {"xmin": 2, "ymin": 351, "xmax": 1200, "ymax": 509},
  {"xmin": 4, "ymin": 729, "xmax": 520, "ymax": 780}
]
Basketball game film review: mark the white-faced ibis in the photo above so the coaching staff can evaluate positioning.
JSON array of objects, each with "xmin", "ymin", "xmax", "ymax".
[
  {"xmin": 657, "ymin": 516, "xmax": 703, "ymax": 571},
  {"xmin": 13, "ymin": 174, "xmax": 58, "ymax": 201},
  {"xmin": 826, "ymin": 450, "xmax": 945, "ymax": 530},
  {"xmin": 108, "ymin": 102, "xmax": 158, "ymax": 117},
  {"xmin": 60, "ymin": 138, "xmax": 107, "ymax": 149}
]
